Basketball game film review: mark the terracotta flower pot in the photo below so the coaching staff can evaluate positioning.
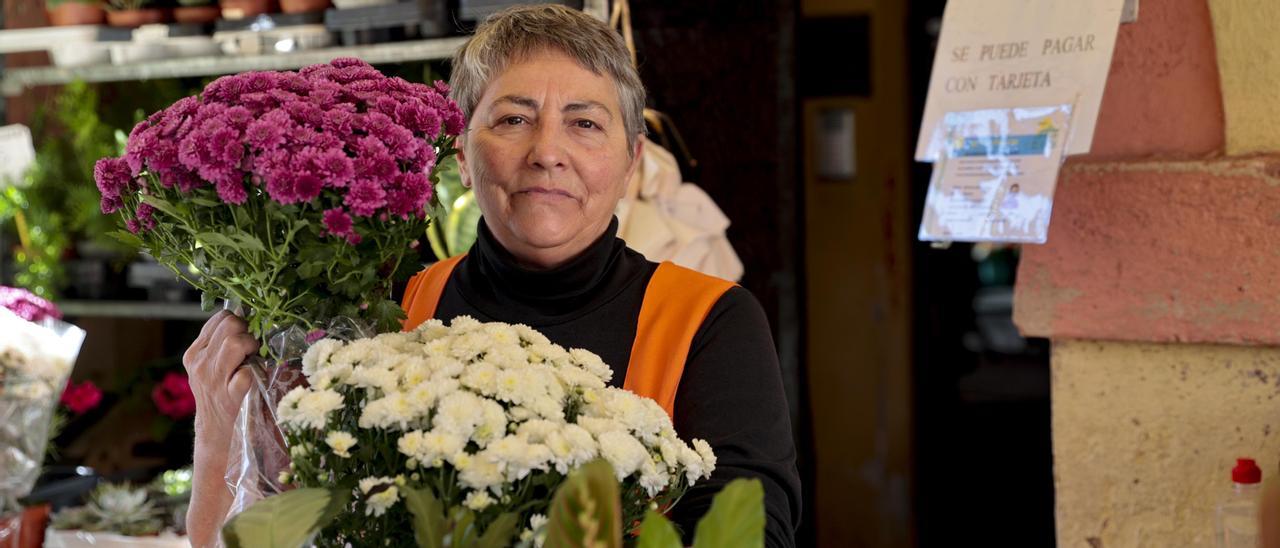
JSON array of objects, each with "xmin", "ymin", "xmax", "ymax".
[
  {"xmin": 220, "ymin": 0, "xmax": 276, "ymax": 19},
  {"xmin": 173, "ymin": 4, "xmax": 220, "ymax": 23},
  {"xmin": 105, "ymin": 7, "xmax": 167, "ymax": 26},
  {"xmin": 279, "ymin": 0, "xmax": 328, "ymax": 13},
  {"xmin": 46, "ymin": 2, "xmax": 107, "ymax": 26}
]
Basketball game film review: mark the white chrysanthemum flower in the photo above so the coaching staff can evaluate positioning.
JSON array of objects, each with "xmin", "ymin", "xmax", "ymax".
[
  {"xmin": 576, "ymin": 416, "xmax": 624, "ymax": 437},
  {"xmin": 400, "ymin": 358, "xmax": 432, "ymax": 387},
  {"xmin": 416, "ymin": 319, "xmax": 450, "ymax": 340},
  {"xmin": 450, "ymin": 331, "xmax": 489, "ymax": 361},
  {"xmin": 398, "ymin": 429, "xmax": 466, "ymax": 467},
  {"xmin": 460, "ymin": 361, "xmax": 500, "ymax": 395},
  {"xmin": 429, "ymin": 357, "xmax": 465, "ymax": 379},
  {"xmin": 280, "ymin": 388, "xmax": 343, "ymax": 430},
  {"xmin": 487, "ymin": 435, "xmax": 552, "ymax": 481},
  {"xmin": 693, "ymin": 438, "xmax": 717, "ymax": 475},
  {"xmin": 638, "ymin": 457, "xmax": 670, "ymax": 497},
  {"xmin": 658, "ymin": 435, "xmax": 682, "ymax": 471},
  {"xmin": 330, "ymin": 338, "xmax": 381, "ymax": 368},
  {"xmin": 309, "ymin": 360, "xmax": 354, "ymax": 389},
  {"xmin": 679, "ymin": 445, "xmax": 709, "ymax": 483},
  {"xmin": 358, "ymin": 477, "xmax": 399, "ymax": 517},
  {"xmin": 554, "ymin": 363, "xmax": 606, "ymax": 390},
  {"xmin": 513, "ymin": 324, "xmax": 551, "ymax": 346},
  {"xmin": 463, "ymin": 490, "xmax": 494, "ymax": 510},
  {"xmin": 434, "ymin": 391, "xmax": 485, "ymax": 438},
  {"xmin": 423, "ymin": 337, "xmax": 452, "ymax": 359},
  {"xmin": 359, "ymin": 390, "xmax": 419, "ymax": 430},
  {"xmin": 527, "ymin": 342, "xmax": 569, "ymax": 365},
  {"xmin": 449, "ymin": 315, "xmax": 482, "ymax": 332},
  {"xmin": 349, "ymin": 365, "xmax": 399, "ymax": 393},
  {"xmin": 597, "ymin": 430, "xmax": 648, "ymax": 481},
  {"xmin": 301, "ymin": 338, "xmax": 343, "ymax": 377},
  {"xmin": 508, "ymin": 406, "xmax": 534, "ymax": 422},
  {"xmin": 516, "ymin": 420, "xmax": 558, "ymax": 443},
  {"xmin": 482, "ymin": 324, "xmax": 519, "ymax": 348},
  {"xmin": 325, "ymin": 431, "xmax": 357, "ymax": 458},
  {"xmin": 545, "ymin": 426, "xmax": 597, "ymax": 474},
  {"xmin": 458, "ymin": 451, "xmax": 503, "ymax": 491},
  {"xmin": 569, "ymin": 348, "xmax": 612, "ymax": 383},
  {"xmin": 471, "ymin": 399, "xmax": 508, "ymax": 447}
]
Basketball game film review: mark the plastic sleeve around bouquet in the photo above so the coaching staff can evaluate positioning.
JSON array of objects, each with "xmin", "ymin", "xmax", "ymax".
[
  {"xmin": 218, "ymin": 315, "xmax": 374, "ymax": 543},
  {"xmin": 0, "ymin": 308, "xmax": 85, "ymax": 513},
  {"xmin": 0, "ymin": 307, "xmax": 85, "ymax": 548}
]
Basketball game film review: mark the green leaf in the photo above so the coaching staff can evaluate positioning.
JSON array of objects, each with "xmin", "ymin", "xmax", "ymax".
[
  {"xmin": 109, "ymin": 229, "xmax": 144, "ymax": 248},
  {"xmin": 691, "ymin": 479, "xmax": 764, "ymax": 548},
  {"xmin": 451, "ymin": 507, "xmax": 478, "ymax": 548},
  {"xmin": 476, "ymin": 512, "xmax": 519, "ymax": 548},
  {"xmin": 403, "ymin": 487, "xmax": 446, "ymax": 548},
  {"xmin": 230, "ymin": 229, "xmax": 267, "ymax": 253},
  {"xmin": 636, "ymin": 510, "xmax": 682, "ymax": 548},
  {"xmin": 139, "ymin": 194, "xmax": 181, "ymax": 219},
  {"xmin": 189, "ymin": 197, "xmax": 220, "ymax": 207},
  {"xmin": 196, "ymin": 231, "xmax": 238, "ymax": 248},
  {"xmin": 545, "ymin": 459, "xmax": 622, "ymax": 548},
  {"xmin": 221, "ymin": 487, "xmax": 350, "ymax": 548}
]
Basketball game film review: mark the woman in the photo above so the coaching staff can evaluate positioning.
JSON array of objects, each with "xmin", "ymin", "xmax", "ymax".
[{"xmin": 184, "ymin": 5, "xmax": 800, "ymax": 546}]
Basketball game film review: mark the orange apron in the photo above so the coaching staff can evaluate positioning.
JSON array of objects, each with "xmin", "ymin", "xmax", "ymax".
[{"xmin": 400, "ymin": 254, "xmax": 736, "ymax": 419}]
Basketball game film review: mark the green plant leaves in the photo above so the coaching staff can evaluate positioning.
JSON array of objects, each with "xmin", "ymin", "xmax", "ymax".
[
  {"xmin": 545, "ymin": 459, "xmax": 622, "ymax": 548},
  {"xmin": 403, "ymin": 486, "xmax": 446, "ymax": 548},
  {"xmin": 691, "ymin": 479, "xmax": 764, "ymax": 548},
  {"xmin": 221, "ymin": 487, "xmax": 350, "ymax": 548},
  {"xmin": 635, "ymin": 510, "xmax": 682, "ymax": 548}
]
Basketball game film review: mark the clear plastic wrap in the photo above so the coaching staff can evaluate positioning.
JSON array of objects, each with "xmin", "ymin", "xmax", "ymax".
[
  {"xmin": 0, "ymin": 308, "xmax": 85, "ymax": 546},
  {"xmin": 218, "ymin": 315, "xmax": 374, "ymax": 545}
]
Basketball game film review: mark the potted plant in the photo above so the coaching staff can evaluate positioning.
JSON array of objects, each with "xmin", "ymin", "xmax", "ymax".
[
  {"xmin": 45, "ymin": 0, "xmax": 106, "ymax": 26},
  {"xmin": 279, "ymin": 0, "xmax": 328, "ymax": 14},
  {"xmin": 218, "ymin": 0, "xmax": 276, "ymax": 20},
  {"xmin": 173, "ymin": 0, "xmax": 218, "ymax": 23},
  {"xmin": 104, "ymin": 0, "xmax": 167, "ymax": 26}
]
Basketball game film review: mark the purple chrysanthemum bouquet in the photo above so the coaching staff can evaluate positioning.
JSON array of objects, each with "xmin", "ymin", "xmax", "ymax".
[{"xmin": 94, "ymin": 58, "xmax": 464, "ymax": 342}]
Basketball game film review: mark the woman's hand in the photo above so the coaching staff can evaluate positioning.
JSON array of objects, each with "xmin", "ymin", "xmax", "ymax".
[{"xmin": 182, "ymin": 310, "xmax": 258, "ymax": 547}]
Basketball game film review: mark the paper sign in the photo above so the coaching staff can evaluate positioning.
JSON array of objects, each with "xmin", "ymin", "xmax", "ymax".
[
  {"xmin": 918, "ymin": 104, "xmax": 1072, "ymax": 244},
  {"xmin": 0, "ymin": 124, "xmax": 35, "ymax": 187},
  {"xmin": 915, "ymin": 0, "xmax": 1124, "ymax": 161}
]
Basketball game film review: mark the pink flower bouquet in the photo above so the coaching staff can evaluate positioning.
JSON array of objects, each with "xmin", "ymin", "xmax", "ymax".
[{"xmin": 94, "ymin": 58, "xmax": 464, "ymax": 341}]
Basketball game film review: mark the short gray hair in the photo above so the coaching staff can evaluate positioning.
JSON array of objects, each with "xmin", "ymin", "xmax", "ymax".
[{"xmin": 449, "ymin": 4, "xmax": 646, "ymax": 151}]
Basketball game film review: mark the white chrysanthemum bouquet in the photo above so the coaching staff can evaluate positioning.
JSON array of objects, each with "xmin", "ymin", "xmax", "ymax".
[{"xmin": 224, "ymin": 316, "xmax": 715, "ymax": 547}]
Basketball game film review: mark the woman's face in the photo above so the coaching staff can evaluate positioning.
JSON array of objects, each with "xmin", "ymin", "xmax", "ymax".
[{"xmin": 458, "ymin": 48, "xmax": 642, "ymax": 269}]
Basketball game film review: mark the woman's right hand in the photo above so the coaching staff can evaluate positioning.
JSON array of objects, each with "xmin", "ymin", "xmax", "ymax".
[
  {"xmin": 183, "ymin": 310, "xmax": 258, "ymax": 444},
  {"xmin": 182, "ymin": 310, "xmax": 259, "ymax": 547}
]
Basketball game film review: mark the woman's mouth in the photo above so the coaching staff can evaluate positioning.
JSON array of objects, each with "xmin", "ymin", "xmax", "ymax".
[{"xmin": 517, "ymin": 187, "xmax": 575, "ymax": 200}]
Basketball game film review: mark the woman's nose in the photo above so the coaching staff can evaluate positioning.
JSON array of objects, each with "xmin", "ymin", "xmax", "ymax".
[{"xmin": 526, "ymin": 122, "xmax": 568, "ymax": 171}]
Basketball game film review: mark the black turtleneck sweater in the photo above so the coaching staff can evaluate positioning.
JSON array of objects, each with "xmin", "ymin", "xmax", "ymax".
[{"xmin": 427, "ymin": 217, "xmax": 801, "ymax": 547}]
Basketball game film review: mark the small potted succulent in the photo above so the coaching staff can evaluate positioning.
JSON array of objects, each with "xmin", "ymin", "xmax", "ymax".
[
  {"xmin": 45, "ymin": 0, "xmax": 107, "ymax": 26},
  {"xmin": 173, "ymin": 0, "xmax": 218, "ymax": 23},
  {"xmin": 104, "ymin": 0, "xmax": 167, "ymax": 26}
]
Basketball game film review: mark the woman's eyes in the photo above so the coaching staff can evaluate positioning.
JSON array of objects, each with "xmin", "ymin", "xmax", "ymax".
[{"xmin": 496, "ymin": 116, "xmax": 601, "ymax": 131}]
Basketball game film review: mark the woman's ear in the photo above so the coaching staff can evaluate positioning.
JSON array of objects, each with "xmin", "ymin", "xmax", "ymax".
[
  {"xmin": 623, "ymin": 135, "xmax": 645, "ymax": 183},
  {"xmin": 456, "ymin": 134, "xmax": 472, "ymax": 189}
]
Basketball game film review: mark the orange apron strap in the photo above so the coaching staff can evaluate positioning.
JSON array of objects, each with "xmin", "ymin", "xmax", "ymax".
[
  {"xmin": 401, "ymin": 253, "xmax": 467, "ymax": 331},
  {"xmin": 623, "ymin": 262, "xmax": 736, "ymax": 419}
]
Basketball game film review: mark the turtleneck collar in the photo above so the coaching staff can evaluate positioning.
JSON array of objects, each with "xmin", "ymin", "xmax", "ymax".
[{"xmin": 457, "ymin": 216, "xmax": 643, "ymax": 323}]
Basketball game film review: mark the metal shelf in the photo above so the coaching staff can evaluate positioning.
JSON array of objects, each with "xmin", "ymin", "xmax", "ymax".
[
  {"xmin": 59, "ymin": 300, "xmax": 212, "ymax": 320},
  {"xmin": 1, "ymin": 37, "xmax": 470, "ymax": 96},
  {"xmin": 0, "ymin": 0, "xmax": 607, "ymax": 96}
]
